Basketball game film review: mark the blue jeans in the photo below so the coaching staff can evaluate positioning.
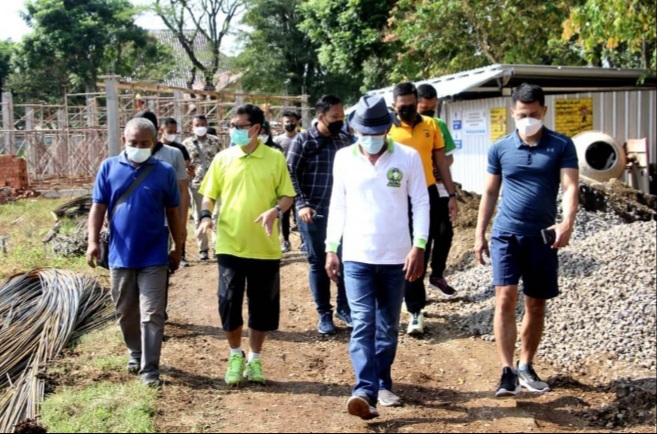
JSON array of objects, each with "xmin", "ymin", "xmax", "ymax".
[
  {"xmin": 343, "ymin": 261, "xmax": 405, "ymax": 401},
  {"xmin": 298, "ymin": 217, "xmax": 348, "ymax": 316}
]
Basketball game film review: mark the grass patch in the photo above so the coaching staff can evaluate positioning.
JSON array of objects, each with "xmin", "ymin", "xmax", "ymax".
[
  {"xmin": 41, "ymin": 325, "xmax": 160, "ymax": 433},
  {"xmin": 0, "ymin": 197, "xmax": 105, "ymax": 280},
  {"xmin": 41, "ymin": 382, "xmax": 158, "ymax": 433}
]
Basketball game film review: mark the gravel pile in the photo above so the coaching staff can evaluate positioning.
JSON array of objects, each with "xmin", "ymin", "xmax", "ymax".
[{"xmin": 442, "ymin": 214, "xmax": 656, "ymax": 372}]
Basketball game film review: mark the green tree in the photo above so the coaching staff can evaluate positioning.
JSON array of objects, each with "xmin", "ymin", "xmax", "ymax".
[
  {"xmin": 0, "ymin": 40, "xmax": 13, "ymax": 96},
  {"xmin": 7, "ymin": 0, "xmax": 171, "ymax": 102},
  {"xmin": 388, "ymin": 0, "xmax": 583, "ymax": 82},
  {"xmin": 559, "ymin": 0, "xmax": 656, "ymax": 73},
  {"xmin": 237, "ymin": 0, "xmax": 361, "ymax": 102},
  {"xmin": 298, "ymin": 0, "xmax": 397, "ymax": 91},
  {"xmin": 153, "ymin": 0, "xmax": 244, "ymax": 89}
]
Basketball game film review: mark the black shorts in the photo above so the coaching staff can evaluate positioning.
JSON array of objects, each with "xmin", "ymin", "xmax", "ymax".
[{"xmin": 217, "ymin": 254, "xmax": 281, "ymax": 332}]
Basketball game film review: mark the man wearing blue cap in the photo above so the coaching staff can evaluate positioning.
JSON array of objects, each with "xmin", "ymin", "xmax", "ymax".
[{"xmin": 325, "ymin": 95, "xmax": 430, "ymax": 419}]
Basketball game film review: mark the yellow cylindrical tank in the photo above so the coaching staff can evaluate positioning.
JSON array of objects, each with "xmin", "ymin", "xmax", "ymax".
[{"xmin": 572, "ymin": 131, "xmax": 627, "ymax": 182}]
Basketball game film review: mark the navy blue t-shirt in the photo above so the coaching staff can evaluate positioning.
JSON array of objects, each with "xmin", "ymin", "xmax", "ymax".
[
  {"xmin": 487, "ymin": 127, "xmax": 578, "ymax": 236},
  {"xmin": 93, "ymin": 152, "xmax": 180, "ymax": 269}
]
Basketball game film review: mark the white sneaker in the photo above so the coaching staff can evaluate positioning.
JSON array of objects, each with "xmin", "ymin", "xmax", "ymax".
[{"xmin": 406, "ymin": 312, "xmax": 424, "ymax": 335}]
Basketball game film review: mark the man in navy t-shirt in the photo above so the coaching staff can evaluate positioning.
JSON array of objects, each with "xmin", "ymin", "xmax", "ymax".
[
  {"xmin": 474, "ymin": 83, "xmax": 579, "ymax": 398},
  {"xmin": 86, "ymin": 117, "xmax": 183, "ymax": 388}
]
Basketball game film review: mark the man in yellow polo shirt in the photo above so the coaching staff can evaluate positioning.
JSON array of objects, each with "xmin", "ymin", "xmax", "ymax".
[
  {"xmin": 197, "ymin": 104, "xmax": 296, "ymax": 385},
  {"xmin": 388, "ymin": 82, "xmax": 459, "ymax": 336}
]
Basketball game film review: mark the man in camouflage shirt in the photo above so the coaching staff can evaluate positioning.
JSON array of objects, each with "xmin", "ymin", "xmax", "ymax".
[{"xmin": 183, "ymin": 114, "xmax": 224, "ymax": 260}]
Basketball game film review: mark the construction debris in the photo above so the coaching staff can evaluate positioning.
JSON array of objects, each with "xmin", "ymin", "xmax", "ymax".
[
  {"xmin": 0, "ymin": 269, "xmax": 115, "ymax": 433},
  {"xmin": 0, "ymin": 188, "xmax": 40, "ymax": 205}
]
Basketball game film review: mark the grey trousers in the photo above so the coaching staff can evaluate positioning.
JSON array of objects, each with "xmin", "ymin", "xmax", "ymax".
[
  {"xmin": 110, "ymin": 266, "xmax": 168, "ymax": 376},
  {"xmin": 189, "ymin": 186, "xmax": 209, "ymax": 253}
]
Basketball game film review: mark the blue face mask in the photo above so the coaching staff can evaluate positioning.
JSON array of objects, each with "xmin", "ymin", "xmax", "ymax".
[
  {"xmin": 230, "ymin": 128, "xmax": 251, "ymax": 146},
  {"xmin": 358, "ymin": 134, "xmax": 386, "ymax": 154}
]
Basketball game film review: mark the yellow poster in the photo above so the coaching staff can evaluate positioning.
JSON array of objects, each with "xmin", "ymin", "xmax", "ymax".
[
  {"xmin": 489, "ymin": 107, "xmax": 507, "ymax": 142},
  {"xmin": 555, "ymin": 98, "xmax": 593, "ymax": 138}
]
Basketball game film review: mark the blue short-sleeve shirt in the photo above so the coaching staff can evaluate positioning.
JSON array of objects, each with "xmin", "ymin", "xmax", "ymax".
[
  {"xmin": 92, "ymin": 152, "xmax": 180, "ymax": 269},
  {"xmin": 487, "ymin": 127, "xmax": 578, "ymax": 236}
]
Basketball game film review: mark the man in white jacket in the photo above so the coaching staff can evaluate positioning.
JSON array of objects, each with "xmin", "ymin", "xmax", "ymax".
[{"xmin": 325, "ymin": 95, "xmax": 430, "ymax": 420}]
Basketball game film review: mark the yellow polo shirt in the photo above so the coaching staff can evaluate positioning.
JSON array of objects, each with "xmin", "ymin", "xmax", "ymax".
[
  {"xmin": 200, "ymin": 141, "xmax": 296, "ymax": 259},
  {"xmin": 388, "ymin": 114, "xmax": 444, "ymax": 186}
]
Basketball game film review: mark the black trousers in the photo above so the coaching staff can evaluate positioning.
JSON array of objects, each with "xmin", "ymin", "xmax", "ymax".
[
  {"xmin": 281, "ymin": 209, "xmax": 291, "ymax": 242},
  {"xmin": 427, "ymin": 195, "xmax": 454, "ymax": 280},
  {"xmin": 404, "ymin": 185, "xmax": 439, "ymax": 314}
]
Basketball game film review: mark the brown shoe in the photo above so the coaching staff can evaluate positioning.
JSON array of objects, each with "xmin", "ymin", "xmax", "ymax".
[
  {"xmin": 428, "ymin": 277, "xmax": 457, "ymax": 298},
  {"xmin": 347, "ymin": 395, "xmax": 379, "ymax": 420}
]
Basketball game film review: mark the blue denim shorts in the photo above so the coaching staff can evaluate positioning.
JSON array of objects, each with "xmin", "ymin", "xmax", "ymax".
[{"xmin": 490, "ymin": 230, "xmax": 559, "ymax": 299}]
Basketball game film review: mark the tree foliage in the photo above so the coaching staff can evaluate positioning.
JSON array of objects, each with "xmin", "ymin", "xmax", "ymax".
[
  {"xmin": 560, "ymin": 0, "xmax": 656, "ymax": 72},
  {"xmin": 6, "ymin": 0, "xmax": 172, "ymax": 102},
  {"xmin": 387, "ymin": 0, "xmax": 584, "ymax": 82},
  {"xmin": 0, "ymin": 40, "xmax": 13, "ymax": 95},
  {"xmin": 154, "ymin": 0, "xmax": 244, "ymax": 89},
  {"xmin": 298, "ymin": 0, "xmax": 397, "ymax": 91},
  {"xmin": 237, "ymin": 0, "xmax": 361, "ymax": 103}
]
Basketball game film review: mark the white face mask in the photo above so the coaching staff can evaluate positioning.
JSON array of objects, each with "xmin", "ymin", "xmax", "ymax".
[
  {"xmin": 126, "ymin": 146, "xmax": 151, "ymax": 163},
  {"xmin": 515, "ymin": 117, "xmax": 543, "ymax": 137},
  {"xmin": 194, "ymin": 126, "xmax": 208, "ymax": 137},
  {"xmin": 164, "ymin": 133, "xmax": 177, "ymax": 143}
]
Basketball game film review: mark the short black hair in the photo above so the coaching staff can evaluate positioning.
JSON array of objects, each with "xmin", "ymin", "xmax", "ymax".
[
  {"xmin": 134, "ymin": 110, "xmax": 158, "ymax": 130},
  {"xmin": 193, "ymin": 114, "xmax": 208, "ymax": 123},
  {"xmin": 417, "ymin": 84, "xmax": 437, "ymax": 100},
  {"xmin": 315, "ymin": 95, "xmax": 342, "ymax": 115},
  {"xmin": 393, "ymin": 82, "xmax": 418, "ymax": 102},
  {"xmin": 282, "ymin": 110, "xmax": 301, "ymax": 120},
  {"xmin": 235, "ymin": 104, "xmax": 265, "ymax": 127},
  {"xmin": 162, "ymin": 117, "xmax": 177, "ymax": 127},
  {"xmin": 511, "ymin": 83, "xmax": 545, "ymax": 107},
  {"xmin": 207, "ymin": 127, "xmax": 217, "ymax": 135}
]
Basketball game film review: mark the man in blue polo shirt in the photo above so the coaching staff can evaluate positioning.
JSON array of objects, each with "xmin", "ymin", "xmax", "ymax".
[
  {"xmin": 475, "ymin": 83, "xmax": 579, "ymax": 397},
  {"xmin": 86, "ymin": 117, "xmax": 183, "ymax": 387}
]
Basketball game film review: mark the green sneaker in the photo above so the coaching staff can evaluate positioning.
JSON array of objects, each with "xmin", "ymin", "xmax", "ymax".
[
  {"xmin": 225, "ymin": 353, "xmax": 246, "ymax": 385},
  {"xmin": 244, "ymin": 358, "xmax": 266, "ymax": 384}
]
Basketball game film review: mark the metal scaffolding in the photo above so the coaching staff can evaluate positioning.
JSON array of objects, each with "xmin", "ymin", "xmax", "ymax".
[{"xmin": 0, "ymin": 77, "xmax": 309, "ymax": 183}]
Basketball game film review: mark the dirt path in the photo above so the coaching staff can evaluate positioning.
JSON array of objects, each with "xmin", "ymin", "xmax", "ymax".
[{"xmin": 155, "ymin": 236, "xmax": 653, "ymax": 433}]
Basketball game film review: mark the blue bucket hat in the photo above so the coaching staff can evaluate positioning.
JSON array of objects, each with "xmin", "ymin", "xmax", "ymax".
[{"xmin": 348, "ymin": 95, "xmax": 394, "ymax": 135}]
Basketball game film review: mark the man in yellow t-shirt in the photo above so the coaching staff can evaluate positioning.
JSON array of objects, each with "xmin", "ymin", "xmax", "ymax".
[
  {"xmin": 197, "ymin": 104, "xmax": 296, "ymax": 386},
  {"xmin": 388, "ymin": 82, "xmax": 459, "ymax": 336}
]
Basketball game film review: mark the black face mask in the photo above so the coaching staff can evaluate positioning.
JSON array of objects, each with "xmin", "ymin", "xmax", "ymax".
[
  {"xmin": 420, "ymin": 110, "xmax": 435, "ymax": 117},
  {"xmin": 397, "ymin": 105, "xmax": 417, "ymax": 122},
  {"xmin": 284, "ymin": 124, "xmax": 297, "ymax": 132},
  {"xmin": 325, "ymin": 120, "xmax": 344, "ymax": 136}
]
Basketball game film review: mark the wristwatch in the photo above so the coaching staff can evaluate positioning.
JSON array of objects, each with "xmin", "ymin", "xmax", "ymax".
[
  {"xmin": 448, "ymin": 192, "xmax": 458, "ymax": 199},
  {"xmin": 275, "ymin": 205, "xmax": 283, "ymax": 218}
]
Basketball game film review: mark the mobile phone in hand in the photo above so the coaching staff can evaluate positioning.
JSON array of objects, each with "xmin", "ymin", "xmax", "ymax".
[{"xmin": 541, "ymin": 228, "xmax": 556, "ymax": 245}]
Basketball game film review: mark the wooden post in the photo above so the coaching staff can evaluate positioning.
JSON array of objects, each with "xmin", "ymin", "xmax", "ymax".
[
  {"xmin": 173, "ymin": 89, "xmax": 184, "ymax": 136},
  {"xmin": 2, "ymin": 92, "xmax": 14, "ymax": 154},
  {"xmin": 103, "ymin": 75, "xmax": 122, "ymax": 157},
  {"xmin": 301, "ymin": 94, "xmax": 311, "ymax": 130}
]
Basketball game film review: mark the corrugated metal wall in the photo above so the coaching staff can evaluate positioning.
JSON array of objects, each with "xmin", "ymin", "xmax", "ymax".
[{"xmin": 443, "ymin": 90, "xmax": 657, "ymax": 193}]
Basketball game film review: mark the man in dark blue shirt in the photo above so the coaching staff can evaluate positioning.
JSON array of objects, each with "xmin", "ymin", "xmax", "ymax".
[
  {"xmin": 87, "ymin": 117, "xmax": 183, "ymax": 388},
  {"xmin": 287, "ymin": 95, "xmax": 352, "ymax": 335},
  {"xmin": 475, "ymin": 83, "xmax": 579, "ymax": 398}
]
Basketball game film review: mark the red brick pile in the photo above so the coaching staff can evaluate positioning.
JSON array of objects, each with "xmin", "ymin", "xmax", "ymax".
[{"xmin": 0, "ymin": 154, "xmax": 29, "ymax": 189}]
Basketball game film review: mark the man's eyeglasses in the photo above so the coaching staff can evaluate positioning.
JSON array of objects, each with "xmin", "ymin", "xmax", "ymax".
[{"xmin": 230, "ymin": 123, "xmax": 253, "ymax": 130}]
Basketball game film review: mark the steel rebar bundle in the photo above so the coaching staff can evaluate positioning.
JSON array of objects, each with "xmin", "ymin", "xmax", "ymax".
[{"xmin": 0, "ymin": 269, "xmax": 115, "ymax": 433}]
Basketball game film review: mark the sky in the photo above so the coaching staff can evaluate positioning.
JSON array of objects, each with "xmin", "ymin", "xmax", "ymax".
[{"xmin": 0, "ymin": 0, "xmax": 240, "ymax": 53}]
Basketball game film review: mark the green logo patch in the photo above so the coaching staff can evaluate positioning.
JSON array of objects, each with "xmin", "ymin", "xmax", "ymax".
[{"xmin": 387, "ymin": 168, "xmax": 403, "ymax": 187}]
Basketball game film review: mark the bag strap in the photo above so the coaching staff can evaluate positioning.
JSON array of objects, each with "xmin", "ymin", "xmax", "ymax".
[{"xmin": 108, "ymin": 163, "xmax": 156, "ymax": 221}]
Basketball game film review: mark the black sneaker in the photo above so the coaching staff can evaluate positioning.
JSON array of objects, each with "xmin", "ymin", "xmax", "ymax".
[
  {"xmin": 126, "ymin": 358, "xmax": 140, "ymax": 375},
  {"xmin": 517, "ymin": 362, "xmax": 551, "ymax": 393},
  {"xmin": 335, "ymin": 309, "xmax": 353, "ymax": 328},
  {"xmin": 199, "ymin": 250, "xmax": 209, "ymax": 261},
  {"xmin": 495, "ymin": 367, "xmax": 521, "ymax": 397},
  {"xmin": 428, "ymin": 276, "xmax": 457, "ymax": 298},
  {"xmin": 318, "ymin": 312, "xmax": 336, "ymax": 335}
]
